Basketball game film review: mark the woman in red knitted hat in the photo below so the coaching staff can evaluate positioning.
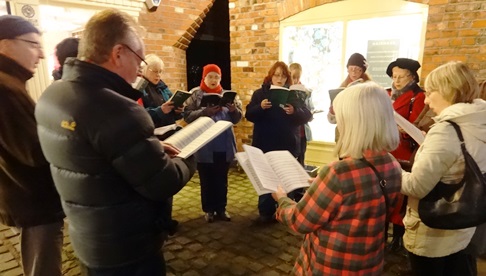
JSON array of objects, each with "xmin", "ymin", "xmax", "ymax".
[{"xmin": 184, "ymin": 64, "xmax": 242, "ymax": 223}]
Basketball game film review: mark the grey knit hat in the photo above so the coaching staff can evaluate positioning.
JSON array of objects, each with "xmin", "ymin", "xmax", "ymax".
[{"xmin": 0, "ymin": 15, "xmax": 39, "ymax": 40}]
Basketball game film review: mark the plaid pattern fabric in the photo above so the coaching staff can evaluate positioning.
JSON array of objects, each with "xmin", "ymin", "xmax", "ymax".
[{"xmin": 276, "ymin": 151, "xmax": 402, "ymax": 275}]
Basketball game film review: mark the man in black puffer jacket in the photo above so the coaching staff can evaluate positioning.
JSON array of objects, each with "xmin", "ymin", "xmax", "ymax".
[{"xmin": 35, "ymin": 9, "xmax": 196, "ymax": 276}]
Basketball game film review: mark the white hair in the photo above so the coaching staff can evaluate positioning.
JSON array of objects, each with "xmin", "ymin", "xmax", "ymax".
[
  {"xmin": 333, "ymin": 82, "xmax": 399, "ymax": 159},
  {"xmin": 142, "ymin": 53, "xmax": 164, "ymax": 75}
]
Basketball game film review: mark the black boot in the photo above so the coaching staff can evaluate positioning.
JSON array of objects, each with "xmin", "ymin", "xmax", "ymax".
[{"xmin": 387, "ymin": 224, "xmax": 405, "ymax": 252}]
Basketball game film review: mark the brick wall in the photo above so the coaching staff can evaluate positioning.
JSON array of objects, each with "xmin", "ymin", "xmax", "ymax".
[
  {"xmin": 138, "ymin": 0, "xmax": 214, "ymax": 92},
  {"xmin": 138, "ymin": 0, "xmax": 486, "ymax": 150},
  {"xmin": 418, "ymin": 0, "xmax": 486, "ymax": 77}
]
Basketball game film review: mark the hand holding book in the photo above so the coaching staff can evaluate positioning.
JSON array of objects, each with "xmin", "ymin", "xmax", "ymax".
[
  {"xmin": 271, "ymin": 185, "xmax": 287, "ymax": 201},
  {"xmin": 203, "ymin": 105, "xmax": 222, "ymax": 116},
  {"xmin": 164, "ymin": 117, "xmax": 233, "ymax": 159},
  {"xmin": 236, "ymin": 145, "xmax": 310, "ymax": 195},
  {"xmin": 168, "ymin": 90, "xmax": 193, "ymax": 107}
]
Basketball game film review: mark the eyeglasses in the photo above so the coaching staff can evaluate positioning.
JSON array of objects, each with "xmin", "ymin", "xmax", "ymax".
[
  {"xmin": 15, "ymin": 38, "xmax": 42, "ymax": 49},
  {"xmin": 392, "ymin": 74, "xmax": 411, "ymax": 80},
  {"xmin": 148, "ymin": 67, "xmax": 163, "ymax": 75},
  {"xmin": 121, "ymin": 44, "xmax": 147, "ymax": 66},
  {"xmin": 348, "ymin": 66, "xmax": 363, "ymax": 73}
]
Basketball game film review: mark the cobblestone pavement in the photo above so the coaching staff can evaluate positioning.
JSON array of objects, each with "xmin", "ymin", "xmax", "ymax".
[{"xmin": 1, "ymin": 167, "xmax": 481, "ymax": 275}]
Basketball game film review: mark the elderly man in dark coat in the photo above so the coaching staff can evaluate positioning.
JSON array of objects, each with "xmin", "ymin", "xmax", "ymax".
[{"xmin": 0, "ymin": 15, "xmax": 65, "ymax": 276}]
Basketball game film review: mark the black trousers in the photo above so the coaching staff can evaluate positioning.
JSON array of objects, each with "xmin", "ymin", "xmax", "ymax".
[
  {"xmin": 197, "ymin": 152, "xmax": 230, "ymax": 213},
  {"xmin": 408, "ymin": 249, "xmax": 477, "ymax": 276},
  {"xmin": 297, "ymin": 136, "xmax": 306, "ymax": 166}
]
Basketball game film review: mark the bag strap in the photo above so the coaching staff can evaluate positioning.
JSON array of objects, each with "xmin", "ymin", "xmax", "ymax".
[
  {"xmin": 445, "ymin": 120, "xmax": 466, "ymax": 153},
  {"xmin": 445, "ymin": 120, "xmax": 486, "ymax": 181},
  {"xmin": 360, "ymin": 158, "xmax": 389, "ymax": 240}
]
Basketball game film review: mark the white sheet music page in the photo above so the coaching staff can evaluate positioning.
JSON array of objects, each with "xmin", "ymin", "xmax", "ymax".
[
  {"xmin": 235, "ymin": 152, "xmax": 274, "ymax": 195},
  {"xmin": 265, "ymin": 151, "xmax": 310, "ymax": 193},
  {"xmin": 393, "ymin": 111, "xmax": 425, "ymax": 145},
  {"xmin": 176, "ymin": 120, "xmax": 233, "ymax": 159},
  {"xmin": 242, "ymin": 145, "xmax": 280, "ymax": 191},
  {"xmin": 164, "ymin": 117, "xmax": 214, "ymax": 150}
]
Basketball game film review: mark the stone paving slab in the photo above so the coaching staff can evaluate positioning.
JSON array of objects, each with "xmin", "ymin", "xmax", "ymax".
[{"xmin": 0, "ymin": 168, "xmax": 458, "ymax": 275}]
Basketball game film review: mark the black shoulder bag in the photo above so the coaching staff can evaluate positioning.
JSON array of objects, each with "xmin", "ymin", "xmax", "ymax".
[{"xmin": 418, "ymin": 120, "xmax": 486, "ymax": 230}]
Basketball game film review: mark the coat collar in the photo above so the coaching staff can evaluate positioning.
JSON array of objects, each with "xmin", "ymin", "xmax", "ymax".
[
  {"xmin": 0, "ymin": 54, "xmax": 33, "ymax": 83},
  {"xmin": 62, "ymin": 58, "xmax": 142, "ymax": 101}
]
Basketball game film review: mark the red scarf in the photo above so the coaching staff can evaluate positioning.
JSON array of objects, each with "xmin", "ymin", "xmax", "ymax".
[{"xmin": 200, "ymin": 80, "xmax": 222, "ymax": 94}]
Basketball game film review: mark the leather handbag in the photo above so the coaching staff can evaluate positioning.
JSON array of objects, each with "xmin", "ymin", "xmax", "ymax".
[{"xmin": 418, "ymin": 120, "xmax": 486, "ymax": 230}]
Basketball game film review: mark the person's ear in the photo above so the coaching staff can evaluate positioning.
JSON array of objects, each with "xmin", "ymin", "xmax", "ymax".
[{"xmin": 110, "ymin": 44, "xmax": 124, "ymax": 66}]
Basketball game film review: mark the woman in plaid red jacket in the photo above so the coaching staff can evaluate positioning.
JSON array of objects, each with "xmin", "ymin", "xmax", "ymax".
[{"xmin": 273, "ymin": 83, "xmax": 403, "ymax": 275}]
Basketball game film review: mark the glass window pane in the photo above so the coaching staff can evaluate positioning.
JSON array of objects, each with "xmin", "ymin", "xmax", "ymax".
[
  {"xmin": 346, "ymin": 14, "xmax": 424, "ymax": 87},
  {"xmin": 282, "ymin": 22, "xmax": 343, "ymax": 142},
  {"xmin": 0, "ymin": 1, "xmax": 8, "ymax": 15}
]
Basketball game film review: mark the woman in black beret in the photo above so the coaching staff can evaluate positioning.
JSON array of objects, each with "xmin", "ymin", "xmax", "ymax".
[{"xmin": 385, "ymin": 58, "xmax": 426, "ymax": 254}]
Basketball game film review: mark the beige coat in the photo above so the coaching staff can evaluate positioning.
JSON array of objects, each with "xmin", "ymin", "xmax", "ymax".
[{"xmin": 401, "ymin": 99, "xmax": 486, "ymax": 257}]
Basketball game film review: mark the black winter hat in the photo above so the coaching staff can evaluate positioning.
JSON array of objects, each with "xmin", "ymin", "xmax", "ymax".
[
  {"xmin": 386, "ymin": 58, "xmax": 421, "ymax": 82},
  {"xmin": 0, "ymin": 15, "xmax": 39, "ymax": 40},
  {"xmin": 347, "ymin": 53, "xmax": 368, "ymax": 72}
]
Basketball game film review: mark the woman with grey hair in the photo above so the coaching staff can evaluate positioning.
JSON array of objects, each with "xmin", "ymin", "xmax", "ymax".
[
  {"xmin": 401, "ymin": 61, "xmax": 486, "ymax": 275},
  {"xmin": 140, "ymin": 54, "xmax": 183, "ymax": 129},
  {"xmin": 272, "ymin": 82, "xmax": 403, "ymax": 274},
  {"xmin": 140, "ymin": 54, "xmax": 182, "ymax": 235}
]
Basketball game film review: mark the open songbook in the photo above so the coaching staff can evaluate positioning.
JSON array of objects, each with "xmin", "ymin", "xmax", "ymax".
[
  {"xmin": 167, "ymin": 90, "xmax": 193, "ymax": 107},
  {"xmin": 269, "ymin": 85, "xmax": 291, "ymax": 107},
  {"xmin": 164, "ymin": 117, "xmax": 233, "ymax": 159},
  {"xmin": 236, "ymin": 144, "xmax": 311, "ymax": 195},
  {"xmin": 200, "ymin": 91, "xmax": 237, "ymax": 107},
  {"xmin": 393, "ymin": 111, "xmax": 425, "ymax": 145}
]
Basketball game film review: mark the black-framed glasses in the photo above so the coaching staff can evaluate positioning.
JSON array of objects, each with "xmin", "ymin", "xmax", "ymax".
[
  {"xmin": 15, "ymin": 38, "xmax": 42, "ymax": 49},
  {"xmin": 121, "ymin": 44, "xmax": 147, "ymax": 66}
]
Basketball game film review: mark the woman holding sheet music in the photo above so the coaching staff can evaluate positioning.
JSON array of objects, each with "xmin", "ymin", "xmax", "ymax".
[
  {"xmin": 140, "ymin": 54, "xmax": 183, "ymax": 235},
  {"xmin": 184, "ymin": 64, "xmax": 242, "ymax": 223},
  {"xmin": 400, "ymin": 62, "xmax": 486, "ymax": 276},
  {"xmin": 327, "ymin": 53, "xmax": 370, "ymax": 141},
  {"xmin": 272, "ymin": 83, "xmax": 403, "ymax": 275},
  {"xmin": 140, "ymin": 54, "xmax": 183, "ymax": 129},
  {"xmin": 385, "ymin": 58, "xmax": 426, "ymax": 254},
  {"xmin": 245, "ymin": 61, "xmax": 312, "ymax": 224}
]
